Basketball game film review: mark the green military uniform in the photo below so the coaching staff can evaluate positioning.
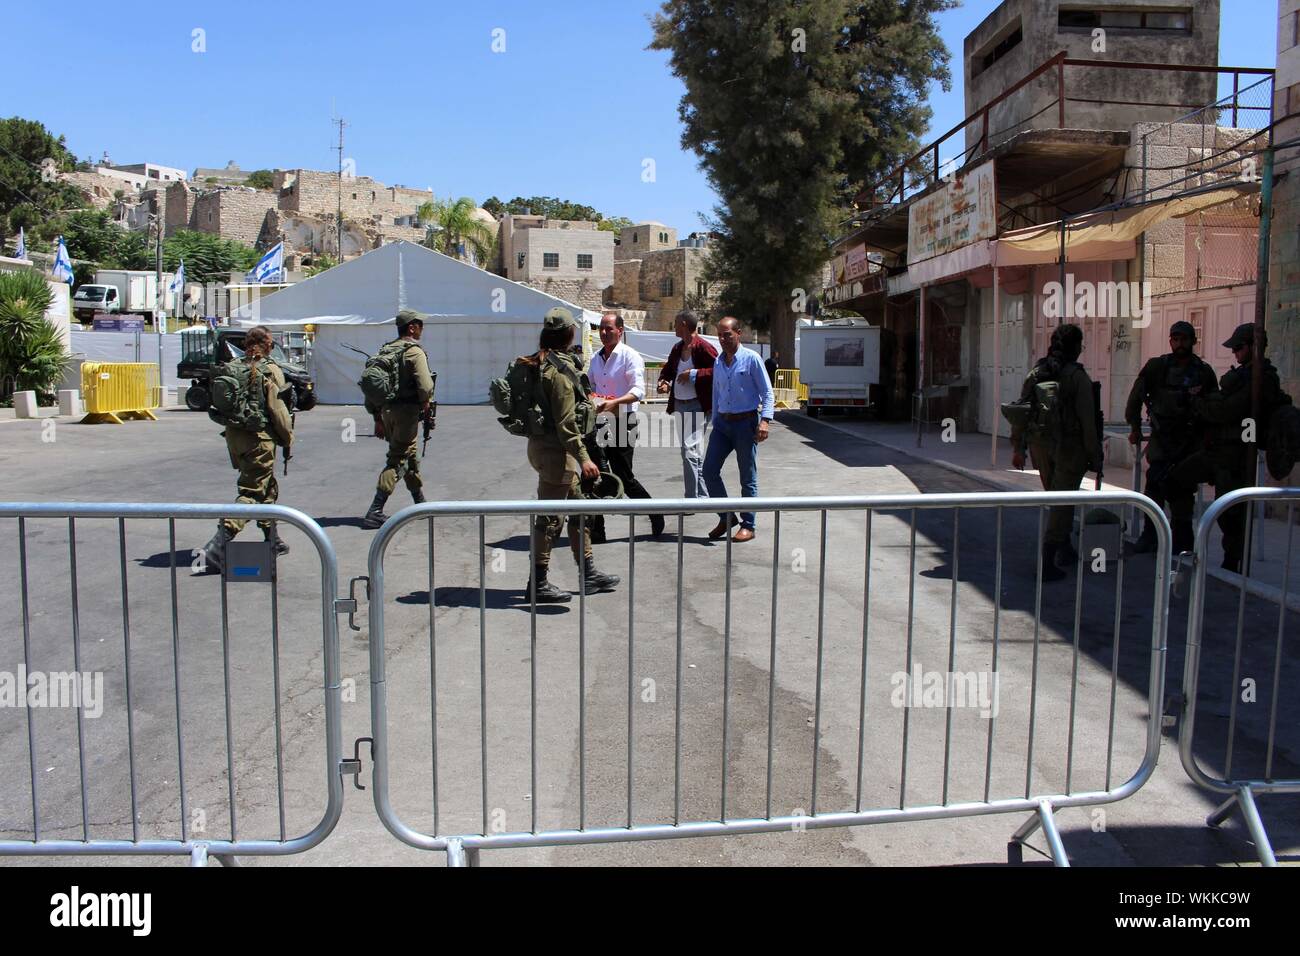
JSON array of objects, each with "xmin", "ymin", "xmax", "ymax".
[
  {"xmin": 1166, "ymin": 325, "xmax": 1281, "ymax": 570},
  {"xmin": 529, "ymin": 350, "xmax": 596, "ymax": 570},
  {"xmin": 524, "ymin": 307, "xmax": 619, "ymax": 602},
  {"xmin": 1009, "ymin": 362, "xmax": 1056, "ymax": 492},
  {"xmin": 374, "ymin": 343, "xmax": 434, "ymax": 496},
  {"xmin": 363, "ymin": 310, "xmax": 436, "ymax": 529},
  {"xmin": 1124, "ymin": 345, "xmax": 1218, "ymax": 551},
  {"xmin": 1045, "ymin": 360, "xmax": 1103, "ymax": 547},
  {"xmin": 223, "ymin": 358, "xmax": 293, "ymax": 536}
]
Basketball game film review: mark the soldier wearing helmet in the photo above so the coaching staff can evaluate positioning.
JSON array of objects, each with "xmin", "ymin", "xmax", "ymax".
[{"xmin": 1124, "ymin": 319, "xmax": 1219, "ymax": 553}]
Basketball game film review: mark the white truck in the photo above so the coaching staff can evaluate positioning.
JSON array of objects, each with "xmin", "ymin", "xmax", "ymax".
[
  {"xmin": 72, "ymin": 269, "xmax": 175, "ymax": 324},
  {"xmin": 797, "ymin": 319, "xmax": 881, "ymax": 417}
]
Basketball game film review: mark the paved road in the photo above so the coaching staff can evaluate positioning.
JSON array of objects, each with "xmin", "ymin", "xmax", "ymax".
[{"xmin": 0, "ymin": 405, "xmax": 1294, "ymax": 866}]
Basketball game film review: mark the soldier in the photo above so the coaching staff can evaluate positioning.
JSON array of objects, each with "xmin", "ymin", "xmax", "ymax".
[
  {"xmin": 1011, "ymin": 327, "xmax": 1066, "ymax": 491},
  {"xmin": 525, "ymin": 307, "xmax": 620, "ymax": 603},
  {"xmin": 201, "ymin": 325, "xmax": 294, "ymax": 571},
  {"xmin": 1165, "ymin": 323, "xmax": 1282, "ymax": 573},
  {"xmin": 1037, "ymin": 323, "xmax": 1104, "ymax": 582},
  {"xmin": 1124, "ymin": 320, "xmax": 1218, "ymax": 553},
  {"xmin": 362, "ymin": 310, "xmax": 435, "ymax": 529}
]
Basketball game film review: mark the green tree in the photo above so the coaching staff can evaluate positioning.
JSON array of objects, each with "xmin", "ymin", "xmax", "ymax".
[
  {"xmin": 244, "ymin": 169, "xmax": 275, "ymax": 190},
  {"xmin": 0, "ymin": 117, "xmax": 86, "ymax": 247},
  {"xmin": 417, "ymin": 196, "xmax": 497, "ymax": 267},
  {"xmin": 597, "ymin": 216, "xmax": 634, "ymax": 233},
  {"xmin": 304, "ymin": 253, "xmax": 337, "ymax": 277},
  {"xmin": 0, "ymin": 269, "xmax": 69, "ymax": 400},
  {"xmin": 481, "ymin": 196, "xmax": 505, "ymax": 218},
  {"xmin": 162, "ymin": 230, "xmax": 259, "ymax": 284},
  {"xmin": 650, "ymin": 0, "xmax": 952, "ymax": 358}
]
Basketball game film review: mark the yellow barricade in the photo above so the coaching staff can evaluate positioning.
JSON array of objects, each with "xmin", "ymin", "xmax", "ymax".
[
  {"xmin": 773, "ymin": 369, "xmax": 807, "ymax": 404},
  {"xmin": 80, "ymin": 362, "xmax": 161, "ymax": 424}
]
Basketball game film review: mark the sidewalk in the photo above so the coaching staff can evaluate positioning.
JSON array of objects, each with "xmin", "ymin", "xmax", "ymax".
[{"xmin": 803, "ymin": 414, "xmax": 1299, "ymax": 612}]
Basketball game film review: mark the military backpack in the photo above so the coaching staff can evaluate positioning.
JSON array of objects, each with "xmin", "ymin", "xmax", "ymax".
[
  {"xmin": 1264, "ymin": 394, "xmax": 1300, "ymax": 480},
  {"xmin": 1000, "ymin": 369, "xmax": 1059, "ymax": 443},
  {"xmin": 490, "ymin": 352, "xmax": 595, "ymax": 438},
  {"xmin": 359, "ymin": 341, "xmax": 420, "ymax": 412},
  {"xmin": 209, "ymin": 358, "xmax": 270, "ymax": 433}
]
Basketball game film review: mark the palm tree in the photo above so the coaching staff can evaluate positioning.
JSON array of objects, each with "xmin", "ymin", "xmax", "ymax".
[{"xmin": 417, "ymin": 196, "xmax": 496, "ymax": 268}]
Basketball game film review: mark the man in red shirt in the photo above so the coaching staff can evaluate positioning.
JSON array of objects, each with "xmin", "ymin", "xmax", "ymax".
[{"xmin": 657, "ymin": 310, "xmax": 718, "ymax": 501}]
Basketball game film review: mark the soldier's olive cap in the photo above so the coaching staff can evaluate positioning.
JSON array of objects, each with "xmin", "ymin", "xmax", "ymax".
[
  {"xmin": 543, "ymin": 307, "xmax": 576, "ymax": 330},
  {"xmin": 1223, "ymin": 323, "xmax": 1260, "ymax": 349},
  {"xmin": 396, "ymin": 309, "xmax": 427, "ymax": 328},
  {"xmin": 1169, "ymin": 320, "xmax": 1196, "ymax": 343}
]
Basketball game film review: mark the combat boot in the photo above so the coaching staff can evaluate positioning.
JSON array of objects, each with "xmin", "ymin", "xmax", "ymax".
[
  {"xmin": 263, "ymin": 524, "xmax": 289, "ymax": 556},
  {"xmin": 362, "ymin": 491, "xmax": 390, "ymax": 530},
  {"xmin": 575, "ymin": 555, "xmax": 619, "ymax": 594},
  {"xmin": 525, "ymin": 567, "xmax": 571, "ymax": 604},
  {"xmin": 1171, "ymin": 519, "xmax": 1194, "ymax": 555},
  {"xmin": 1040, "ymin": 542, "xmax": 1066, "ymax": 582},
  {"xmin": 411, "ymin": 487, "xmax": 427, "ymax": 505},
  {"xmin": 200, "ymin": 524, "xmax": 233, "ymax": 574}
]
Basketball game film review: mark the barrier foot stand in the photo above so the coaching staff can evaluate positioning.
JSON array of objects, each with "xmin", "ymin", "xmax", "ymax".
[
  {"xmin": 190, "ymin": 844, "xmax": 209, "ymax": 867},
  {"xmin": 1207, "ymin": 786, "xmax": 1277, "ymax": 867},
  {"xmin": 215, "ymin": 854, "xmax": 241, "ymax": 868},
  {"xmin": 80, "ymin": 412, "xmax": 124, "ymax": 425},
  {"xmin": 1007, "ymin": 800, "xmax": 1070, "ymax": 867},
  {"xmin": 445, "ymin": 839, "xmax": 482, "ymax": 867}
]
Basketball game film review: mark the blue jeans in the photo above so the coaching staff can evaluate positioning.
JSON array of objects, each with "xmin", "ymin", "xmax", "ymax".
[{"xmin": 703, "ymin": 412, "xmax": 759, "ymax": 530}]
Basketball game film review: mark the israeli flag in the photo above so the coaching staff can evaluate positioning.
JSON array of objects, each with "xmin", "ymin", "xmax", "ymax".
[
  {"xmin": 51, "ymin": 236, "xmax": 73, "ymax": 284},
  {"xmin": 14, "ymin": 227, "xmax": 26, "ymax": 260},
  {"xmin": 245, "ymin": 241, "xmax": 284, "ymax": 284},
  {"xmin": 169, "ymin": 258, "xmax": 185, "ymax": 294}
]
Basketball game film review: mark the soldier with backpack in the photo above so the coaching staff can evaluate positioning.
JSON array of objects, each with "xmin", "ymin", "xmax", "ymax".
[
  {"xmin": 361, "ymin": 310, "xmax": 436, "ymax": 529},
  {"xmin": 1034, "ymin": 323, "xmax": 1103, "ymax": 581},
  {"xmin": 199, "ymin": 325, "xmax": 295, "ymax": 572},
  {"xmin": 489, "ymin": 306, "xmax": 619, "ymax": 603},
  {"xmin": 1124, "ymin": 320, "xmax": 1219, "ymax": 554},
  {"xmin": 1009, "ymin": 327, "xmax": 1066, "ymax": 491},
  {"xmin": 1165, "ymin": 323, "xmax": 1284, "ymax": 573}
]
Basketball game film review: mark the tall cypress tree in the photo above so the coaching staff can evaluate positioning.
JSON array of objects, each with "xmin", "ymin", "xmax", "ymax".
[{"xmin": 651, "ymin": 0, "xmax": 952, "ymax": 356}]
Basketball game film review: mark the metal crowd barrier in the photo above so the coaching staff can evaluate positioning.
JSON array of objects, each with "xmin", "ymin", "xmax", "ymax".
[
  {"xmin": 366, "ymin": 491, "xmax": 1171, "ymax": 867},
  {"xmin": 1179, "ymin": 487, "xmax": 1299, "ymax": 867},
  {"xmin": 0, "ymin": 503, "xmax": 346, "ymax": 866},
  {"xmin": 80, "ymin": 362, "xmax": 161, "ymax": 424}
]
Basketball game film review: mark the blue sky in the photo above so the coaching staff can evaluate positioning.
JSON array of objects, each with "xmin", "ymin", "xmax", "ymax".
[{"xmin": 1, "ymin": 1, "xmax": 1280, "ymax": 234}]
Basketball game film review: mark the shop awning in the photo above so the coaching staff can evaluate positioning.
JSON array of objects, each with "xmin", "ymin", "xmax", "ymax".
[{"xmin": 993, "ymin": 183, "xmax": 1258, "ymax": 265}]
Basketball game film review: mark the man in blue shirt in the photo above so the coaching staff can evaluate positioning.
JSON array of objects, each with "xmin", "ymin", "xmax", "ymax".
[{"xmin": 703, "ymin": 317, "xmax": 775, "ymax": 542}]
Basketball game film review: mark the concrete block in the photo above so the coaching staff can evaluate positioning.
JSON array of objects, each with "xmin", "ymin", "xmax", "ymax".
[
  {"xmin": 176, "ymin": 384, "xmax": 189, "ymax": 408},
  {"xmin": 1169, "ymin": 124, "xmax": 1214, "ymax": 148},
  {"xmin": 1153, "ymin": 244, "xmax": 1184, "ymax": 277},
  {"xmin": 57, "ymin": 390, "xmax": 81, "ymax": 417},
  {"xmin": 13, "ymin": 391, "xmax": 38, "ymax": 418}
]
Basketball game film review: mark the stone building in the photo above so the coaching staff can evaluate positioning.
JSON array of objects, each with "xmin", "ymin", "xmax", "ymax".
[
  {"xmin": 499, "ymin": 213, "xmax": 613, "ymax": 312},
  {"xmin": 606, "ymin": 224, "xmax": 718, "ymax": 330},
  {"xmin": 189, "ymin": 187, "xmax": 279, "ymax": 246},
  {"xmin": 966, "ymin": 0, "xmax": 1219, "ymax": 153},
  {"xmin": 826, "ymin": 0, "xmax": 1266, "ymax": 441},
  {"xmin": 192, "ymin": 161, "xmax": 250, "ymax": 186}
]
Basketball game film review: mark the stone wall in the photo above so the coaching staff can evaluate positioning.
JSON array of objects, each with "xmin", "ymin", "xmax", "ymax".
[
  {"xmin": 61, "ymin": 171, "xmax": 127, "ymax": 210},
  {"xmin": 617, "ymin": 222, "xmax": 676, "ymax": 261},
  {"xmin": 520, "ymin": 277, "xmax": 605, "ymax": 312},
  {"xmin": 190, "ymin": 187, "xmax": 278, "ymax": 246},
  {"xmin": 1125, "ymin": 121, "xmax": 1265, "ymax": 297},
  {"xmin": 164, "ymin": 181, "xmax": 191, "ymax": 236},
  {"xmin": 275, "ymin": 169, "xmax": 427, "ymax": 223}
]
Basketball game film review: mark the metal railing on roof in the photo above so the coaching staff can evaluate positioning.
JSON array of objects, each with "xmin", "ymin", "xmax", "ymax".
[{"xmin": 860, "ymin": 52, "xmax": 1275, "ymax": 210}]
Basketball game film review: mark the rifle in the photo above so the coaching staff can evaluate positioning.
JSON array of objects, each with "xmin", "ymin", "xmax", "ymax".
[
  {"xmin": 1093, "ymin": 380, "xmax": 1104, "ymax": 490},
  {"xmin": 284, "ymin": 409, "xmax": 295, "ymax": 475},
  {"xmin": 422, "ymin": 371, "xmax": 439, "ymax": 458}
]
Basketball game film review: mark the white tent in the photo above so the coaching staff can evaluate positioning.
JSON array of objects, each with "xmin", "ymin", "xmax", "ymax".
[{"xmin": 234, "ymin": 241, "xmax": 600, "ymax": 404}]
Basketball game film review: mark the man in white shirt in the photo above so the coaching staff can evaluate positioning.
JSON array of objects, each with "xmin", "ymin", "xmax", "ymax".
[{"xmin": 586, "ymin": 312, "xmax": 665, "ymax": 540}]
